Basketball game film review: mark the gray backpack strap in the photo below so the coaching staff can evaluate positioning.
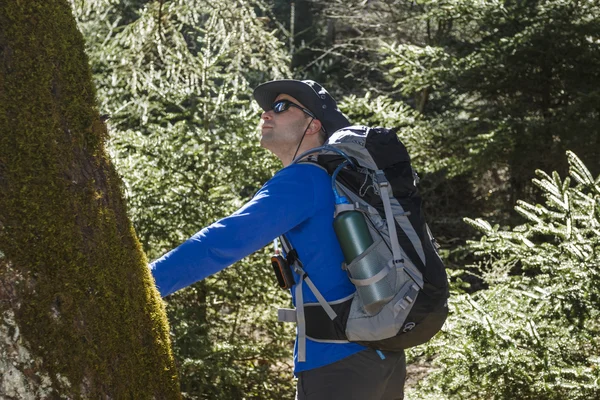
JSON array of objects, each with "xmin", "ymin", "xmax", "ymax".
[
  {"xmin": 277, "ymin": 235, "xmax": 337, "ymax": 362},
  {"xmin": 375, "ymin": 171, "xmax": 424, "ymax": 289}
]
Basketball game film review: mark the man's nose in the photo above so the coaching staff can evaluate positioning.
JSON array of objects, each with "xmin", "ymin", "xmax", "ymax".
[{"xmin": 261, "ymin": 110, "xmax": 273, "ymax": 120}]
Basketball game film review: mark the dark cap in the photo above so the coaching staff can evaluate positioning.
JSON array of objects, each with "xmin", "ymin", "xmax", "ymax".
[{"xmin": 253, "ymin": 79, "xmax": 350, "ymax": 136}]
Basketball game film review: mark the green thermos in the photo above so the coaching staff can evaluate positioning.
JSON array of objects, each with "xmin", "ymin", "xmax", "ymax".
[
  {"xmin": 333, "ymin": 209, "xmax": 374, "ymax": 260},
  {"xmin": 333, "ymin": 205, "xmax": 395, "ymax": 314}
]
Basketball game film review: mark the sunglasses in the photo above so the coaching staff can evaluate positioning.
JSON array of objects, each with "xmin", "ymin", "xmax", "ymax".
[{"xmin": 271, "ymin": 99, "xmax": 316, "ymax": 119}]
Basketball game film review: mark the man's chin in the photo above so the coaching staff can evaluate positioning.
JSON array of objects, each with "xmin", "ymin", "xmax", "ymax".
[{"xmin": 259, "ymin": 136, "xmax": 271, "ymax": 150}]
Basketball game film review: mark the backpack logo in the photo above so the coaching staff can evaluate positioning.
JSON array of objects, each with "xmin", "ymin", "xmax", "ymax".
[{"xmin": 402, "ymin": 322, "xmax": 416, "ymax": 333}]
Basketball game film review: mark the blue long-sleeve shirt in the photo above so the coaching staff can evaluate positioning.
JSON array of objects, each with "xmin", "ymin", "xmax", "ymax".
[{"xmin": 150, "ymin": 163, "xmax": 365, "ymax": 373}]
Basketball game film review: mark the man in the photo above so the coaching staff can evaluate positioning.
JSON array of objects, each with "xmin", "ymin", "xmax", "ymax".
[{"xmin": 150, "ymin": 80, "xmax": 407, "ymax": 399}]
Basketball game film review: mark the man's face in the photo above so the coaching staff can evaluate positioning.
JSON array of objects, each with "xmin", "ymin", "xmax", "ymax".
[{"xmin": 259, "ymin": 94, "xmax": 312, "ymax": 159}]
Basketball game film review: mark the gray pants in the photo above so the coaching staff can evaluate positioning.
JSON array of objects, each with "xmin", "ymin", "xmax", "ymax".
[{"xmin": 296, "ymin": 349, "xmax": 406, "ymax": 400}]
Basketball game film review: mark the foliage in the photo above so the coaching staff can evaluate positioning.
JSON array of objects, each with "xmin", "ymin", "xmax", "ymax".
[
  {"xmin": 409, "ymin": 151, "xmax": 600, "ymax": 399},
  {"xmin": 381, "ymin": 0, "xmax": 600, "ymax": 208},
  {"xmin": 273, "ymin": 0, "xmax": 427, "ymax": 93},
  {"xmin": 0, "ymin": 0, "xmax": 178, "ymax": 397},
  {"xmin": 73, "ymin": 0, "xmax": 297, "ymax": 398}
]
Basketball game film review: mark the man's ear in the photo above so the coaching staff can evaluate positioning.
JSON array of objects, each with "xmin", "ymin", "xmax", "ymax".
[{"xmin": 308, "ymin": 119, "xmax": 323, "ymax": 136}]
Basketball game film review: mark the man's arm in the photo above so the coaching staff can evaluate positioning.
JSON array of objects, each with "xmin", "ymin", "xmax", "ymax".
[{"xmin": 149, "ymin": 164, "xmax": 321, "ymax": 297}]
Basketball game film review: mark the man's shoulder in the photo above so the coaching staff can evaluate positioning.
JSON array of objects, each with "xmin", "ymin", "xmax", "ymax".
[{"xmin": 263, "ymin": 163, "xmax": 332, "ymax": 202}]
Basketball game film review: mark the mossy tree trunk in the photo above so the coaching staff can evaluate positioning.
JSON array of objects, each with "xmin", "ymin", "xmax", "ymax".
[{"xmin": 0, "ymin": 1, "xmax": 180, "ymax": 398}]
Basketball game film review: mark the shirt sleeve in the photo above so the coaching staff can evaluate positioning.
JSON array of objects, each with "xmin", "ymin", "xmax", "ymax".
[{"xmin": 149, "ymin": 164, "xmax": 323, "ymax": 297}]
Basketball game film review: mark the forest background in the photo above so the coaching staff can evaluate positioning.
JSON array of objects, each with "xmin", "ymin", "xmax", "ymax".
[{"xmin": 1, "ymin": 0, "xmax": 599, "ymax": 399}]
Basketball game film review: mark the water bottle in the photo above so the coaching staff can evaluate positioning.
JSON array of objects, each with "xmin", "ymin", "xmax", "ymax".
[
  {"xmin": 333, "ymin": 206, "xmax": 394, "ymax": 314},
  {"xmin": 333, "ymin": 209, "xmax": 373, "ymax": 260}
]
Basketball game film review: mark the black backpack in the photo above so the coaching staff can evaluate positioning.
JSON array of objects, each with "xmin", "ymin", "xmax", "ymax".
[{"xmin": 276, "ymin": 126, "xmax": 449, "ymax": 361}]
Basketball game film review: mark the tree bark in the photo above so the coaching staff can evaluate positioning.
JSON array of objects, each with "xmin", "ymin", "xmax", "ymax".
[{"xmin": 0, "ymin": 1, "xmax": 180, "ymax": 398}]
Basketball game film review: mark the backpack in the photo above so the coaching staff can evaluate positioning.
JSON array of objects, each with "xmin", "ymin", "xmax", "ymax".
[{"xmin": 275, "ymin": 125, "xmax": 449, "ymax": 362}]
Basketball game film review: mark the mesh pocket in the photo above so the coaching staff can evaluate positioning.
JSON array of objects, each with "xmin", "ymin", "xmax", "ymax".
[{"xmin": 346, "ymin": 237, "xmax": 396, "ymax": 315}]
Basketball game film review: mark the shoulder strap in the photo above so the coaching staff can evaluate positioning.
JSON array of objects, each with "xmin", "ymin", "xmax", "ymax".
[
  {"xmin": 375, "ymin": 171, "xmax": 424, "ymax": 289},
  {"xmin": 278, "ymin": 235, "xmax": 338, "ymax": 362},
  {"xmin": 294, "ymin": 156, "xmax": 329, "ymax": 171}
]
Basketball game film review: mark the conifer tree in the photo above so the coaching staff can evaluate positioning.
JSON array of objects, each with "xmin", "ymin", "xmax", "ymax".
[{"xmin": 409, "ymin": 151, "xmax": 600, "ymax": 399}]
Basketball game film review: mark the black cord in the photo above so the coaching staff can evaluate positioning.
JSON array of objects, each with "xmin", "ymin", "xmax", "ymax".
[{"xmin": 292, "ymin": 117, "xmax": 314, "ymax": 162}]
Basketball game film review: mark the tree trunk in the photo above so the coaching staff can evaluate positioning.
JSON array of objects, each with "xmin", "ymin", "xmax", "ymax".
[{"xmin": 0, "ymin": 1, "xmax": 180, "ymax": 398}]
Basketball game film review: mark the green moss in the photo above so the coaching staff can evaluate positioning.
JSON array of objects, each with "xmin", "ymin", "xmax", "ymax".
[{"xmin": 0, "ymin": 0, "xmax": 180, "ymax": 397}]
